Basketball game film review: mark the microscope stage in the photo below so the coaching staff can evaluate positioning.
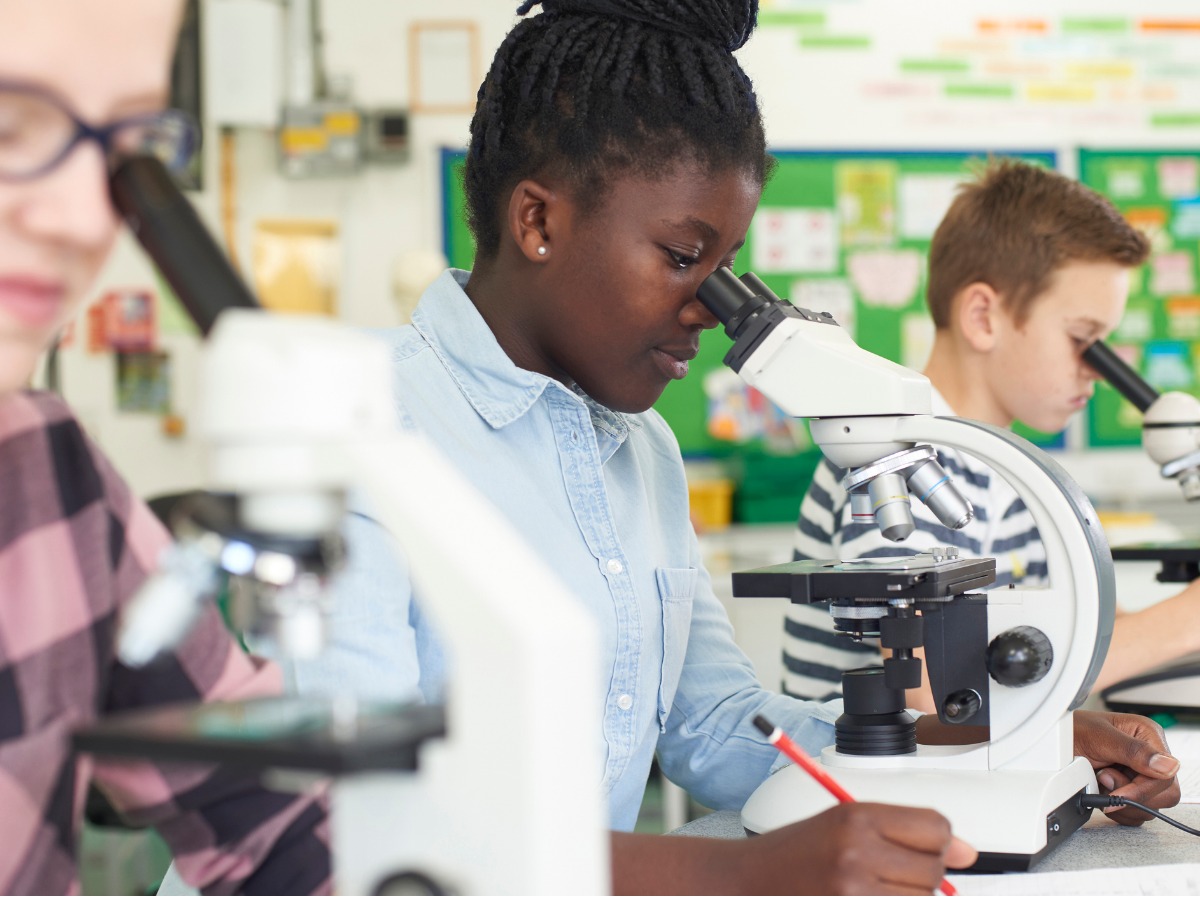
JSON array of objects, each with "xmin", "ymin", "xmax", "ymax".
[
  {"xmin": 731, "ymin": 555, "xmax": 996, "ymax": 604},
  {"xmin": 1112, "ymin": 541, "xmax": 1200, "ymax": 583},
  {"xmin": 74, "ymin": 696, "xmax": 445, "ymax": 774}
]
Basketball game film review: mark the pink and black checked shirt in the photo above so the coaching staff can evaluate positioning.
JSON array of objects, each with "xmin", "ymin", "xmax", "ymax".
[{"xmin": 0, "ymin": 391, "xmax": 331, "ymax": 894}]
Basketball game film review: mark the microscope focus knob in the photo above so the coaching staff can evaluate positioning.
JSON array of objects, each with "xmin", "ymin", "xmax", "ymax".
[{"xmin": 986, "ymin": 626, "xmax": 1053, "ymax": 687}]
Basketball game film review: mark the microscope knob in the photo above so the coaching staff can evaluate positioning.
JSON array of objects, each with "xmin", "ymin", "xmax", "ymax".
[
  {"xmin": 941, "ymin": 689, "xmax": 982, "ymax": 724},
  {"xmin": 986, "ymin": 626, "xmax": 1053, "ymax": 687},
  {"xmin": 883, "ymin": 655, "xmax": 923, "ymax": 690}
]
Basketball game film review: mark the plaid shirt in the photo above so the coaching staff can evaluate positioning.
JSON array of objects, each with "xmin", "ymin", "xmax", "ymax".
[{"xmin": 0, "ymin": 391, "xmax": 330, "ymax": 894}]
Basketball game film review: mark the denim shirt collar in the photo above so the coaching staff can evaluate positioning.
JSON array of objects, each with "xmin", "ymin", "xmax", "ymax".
[{"xmin": 412, "ymin": 270, "xmax": 641, "ymax": 445}]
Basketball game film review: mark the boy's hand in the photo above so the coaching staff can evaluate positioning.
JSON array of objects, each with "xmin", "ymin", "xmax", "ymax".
[
  {"xmin": 741, "ymin": 803, "xmax": 976, "ymax": 895},
  {"xmin": 1073, "ymin": 709, "xmax": 1181, "ymax": 825}
]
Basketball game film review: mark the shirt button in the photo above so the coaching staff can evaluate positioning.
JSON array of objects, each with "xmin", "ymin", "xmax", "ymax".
[
  {"xmin": 606, "ymin": 558, "xmax": 624, "ymax": 575},
  {"xmin": 617, "ymin": 694, "xmax": 633, "ymax": 710}
]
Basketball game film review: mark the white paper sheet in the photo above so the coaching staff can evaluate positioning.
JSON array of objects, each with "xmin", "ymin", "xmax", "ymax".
[
  {"xmin": 948, "ymin": 863, "xmax": 1200, "ymax": 896},
  {"xmin": 1163, "ymin": 726, "xmax": 1200, "ymax": 804}
]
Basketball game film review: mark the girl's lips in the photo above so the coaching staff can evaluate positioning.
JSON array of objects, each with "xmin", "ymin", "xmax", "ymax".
[
  {"xmin": 0, "ymin": 277, "xmax": 66, "ymax": 329},
  {"xmin": 652, "ymin": 347, "xmax": 690, "ymax": 380}
]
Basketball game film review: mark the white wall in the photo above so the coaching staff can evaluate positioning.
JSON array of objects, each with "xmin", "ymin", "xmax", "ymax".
[{"xmin": 55, "ymin": 0, "xmax": 1200, "ymax": 519}]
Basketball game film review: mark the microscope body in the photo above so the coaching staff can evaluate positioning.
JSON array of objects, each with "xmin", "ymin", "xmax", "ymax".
[
  {"xmin": 697, "ymin": 269, "xmax": 1115, "ymax": 869},
  {"xmin": 201, "ymin": 312, "xmax": 612, "ymax": 894}
]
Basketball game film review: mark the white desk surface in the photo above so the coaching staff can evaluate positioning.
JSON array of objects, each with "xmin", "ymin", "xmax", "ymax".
[{"xmin": 670, "ymin": 802, "xmax": 1200, "ymax": 891}]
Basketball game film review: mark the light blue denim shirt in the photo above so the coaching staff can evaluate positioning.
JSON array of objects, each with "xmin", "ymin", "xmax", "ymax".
[{"xmin": 271, "ymin": 269, "xmax": 839, "ymax": 831}]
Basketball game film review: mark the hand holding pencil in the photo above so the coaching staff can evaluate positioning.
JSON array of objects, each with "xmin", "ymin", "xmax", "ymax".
[{"xmin": 750, "ymin": 714, "xmax": 976, "ymax": 896}]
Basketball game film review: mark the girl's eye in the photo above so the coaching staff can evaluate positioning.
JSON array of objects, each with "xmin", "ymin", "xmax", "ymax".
[{"xmin": 665, "ymin": 248, "xmax": 699, "ymax": 269}]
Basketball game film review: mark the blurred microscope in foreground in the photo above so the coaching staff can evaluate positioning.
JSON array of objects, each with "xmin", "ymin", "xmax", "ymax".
[
  {"xmin": 72, "ymin": 156, "xmax": 609, "ymax": 895},
  {"xmin": 1082, "ymin": 339, "xmax": 1200, "ymax": 717},
  {"xmin": 697, "ymin": 268, "xmax": 1115, "ymax": 871}
]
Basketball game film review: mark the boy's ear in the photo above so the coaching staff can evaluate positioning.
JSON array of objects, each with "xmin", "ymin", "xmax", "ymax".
[
  {"xmin": 956, "ymin": 281, "xmax": 1004, "ymax": 353},
  {"xmin": 506, "ymin": 178, "xmax": 559, "ymax": 264}
]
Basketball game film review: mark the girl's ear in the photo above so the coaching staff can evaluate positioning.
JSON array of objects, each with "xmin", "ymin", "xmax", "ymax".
[
  {"xmin": 956, "ymin": 281, "xmax": 1004, "ymax": 353},
  {"xmin": 506, "ymin": 178, "xmax": 559, "ymax": 263}
]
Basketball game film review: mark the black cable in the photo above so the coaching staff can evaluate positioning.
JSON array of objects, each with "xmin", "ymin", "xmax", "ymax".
[{"xmin": 1079, "ymin": 794, "xmax": 1200, "ymax": 837}]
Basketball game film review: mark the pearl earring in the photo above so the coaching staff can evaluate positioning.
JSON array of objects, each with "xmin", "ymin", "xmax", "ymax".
[{"xmin": 537, "ymin": 246, "xmax": 547, "ymax": 256}]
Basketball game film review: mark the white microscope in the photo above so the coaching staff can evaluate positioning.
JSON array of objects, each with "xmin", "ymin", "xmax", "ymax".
[
  {"xmin": 1080, "ymin": 339, "xmax": 1200, "ymax": 717},
  {"xmin": 73, "ymin": 157, "xmax": 609, "ymax": 895},
  {"xmin": 695, "ymin": 268, "xmax": 1115, "ymax": 872}
]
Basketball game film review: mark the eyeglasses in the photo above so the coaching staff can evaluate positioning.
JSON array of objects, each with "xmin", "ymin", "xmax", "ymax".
[{"xmin": 0, "ymin": 79, "xmax": 199, "ymax": 182}]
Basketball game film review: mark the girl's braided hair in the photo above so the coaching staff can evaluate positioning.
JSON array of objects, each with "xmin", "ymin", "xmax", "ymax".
[{"xmin": 465, "ymin": 0, "xmax": 769, "ymax": 257}]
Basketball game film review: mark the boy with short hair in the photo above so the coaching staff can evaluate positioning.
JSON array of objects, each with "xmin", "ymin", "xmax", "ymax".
[{"xmin": 785, "ymin": 158, "xmax": 1200, "ymax": 706}]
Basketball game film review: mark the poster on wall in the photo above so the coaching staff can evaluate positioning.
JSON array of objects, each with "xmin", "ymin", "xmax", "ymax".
[
  {"xmin": 88, "ymin": 289, "xmax": 157, "ymax": 353},
  {"xmin": 116, "ymin": 351, "xmax": 172, "ymax": 414}
]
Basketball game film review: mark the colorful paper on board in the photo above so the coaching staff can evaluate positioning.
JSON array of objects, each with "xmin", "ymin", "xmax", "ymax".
[
  {"xmin": 1151, "ymin": 252, "xmax": 1195, "ymax": 295},
  {"xmin": 751, "ymin": 208, "xmax": 839, "ymax": 273},
  {"xmin": 848, "ymin": 249, "xmax": 921, "ymax": 308},
  {"xmin": 1172, "ymin": 200, "xmax": 1200, "ymax": 239},
  {"xmin": 790, "ymin": 278, "xmax": 855, "ymax": 337},
  {"xmin": 1158, "ymin": 156, "xmax": 1200, "ymax": 199},
  {"xmin": 836, "ymin": 161, "xmax": 897, "ymax": 246},
  {"xmin": 898, "ymin": 173, "xmax": 964, "ymax": 240}
]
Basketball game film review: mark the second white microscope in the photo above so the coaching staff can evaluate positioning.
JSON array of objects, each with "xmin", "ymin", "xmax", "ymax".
[{"xmin": 695, "ymin": 268, "xmax": 1115, "ymax": 871}]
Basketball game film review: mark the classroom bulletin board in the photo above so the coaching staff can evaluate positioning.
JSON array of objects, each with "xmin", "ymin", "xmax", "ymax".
[{"xmin": 1077, "ymin": 149, "xmax": 1200, "ymax": 447}]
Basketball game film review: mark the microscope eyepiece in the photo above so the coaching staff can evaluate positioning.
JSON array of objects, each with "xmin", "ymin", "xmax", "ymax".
[
  {"xmin": 1082, "ymin": 339, "xmax": 1159, "ymax": 413},
  {"xmin": 696, "ymin": 267, "xmax": 770, "ymax": 329},
  {"xmin": 110, "ymin": 155, "xmax": 259, "ymax": 336}
]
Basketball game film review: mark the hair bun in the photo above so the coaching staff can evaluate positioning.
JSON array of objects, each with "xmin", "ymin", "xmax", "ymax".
[{"xmin": 519, "ymin": 0, "xmax": 758, "ymax": 52}]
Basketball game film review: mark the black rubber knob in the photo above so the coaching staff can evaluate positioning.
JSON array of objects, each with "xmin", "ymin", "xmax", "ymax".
[
  {"xmin": 941, "ymin": 688, "xmax": 982, "ymax": 724},
  {"xmin": 986, "ymin": 626, "xmax": 1053, "ymax": 687},
  {"xmin": 883, "ymin": 655, "xmax": 923, "ymax": 691}
]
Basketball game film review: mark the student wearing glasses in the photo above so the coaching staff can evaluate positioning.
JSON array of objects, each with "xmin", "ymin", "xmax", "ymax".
[{"xmin": 0, "ymin": 1, "xmax": 329, "ymax": 892}]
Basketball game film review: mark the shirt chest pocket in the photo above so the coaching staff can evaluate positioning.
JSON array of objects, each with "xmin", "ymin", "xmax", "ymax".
[{"xmin": 655, "ymin": 566, "xmax": 697, "ymax": 731}]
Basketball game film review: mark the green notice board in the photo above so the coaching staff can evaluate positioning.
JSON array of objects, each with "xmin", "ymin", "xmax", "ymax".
[
  {"xmin": 442, "ymin": 149, "xmax": 475, "ymax": 273},
  {"xmin": 1078, "ymin": 149, "xmax": 1200, "ymax": 447}
]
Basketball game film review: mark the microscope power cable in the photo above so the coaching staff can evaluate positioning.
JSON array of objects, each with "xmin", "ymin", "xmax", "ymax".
[{"xmin": 1078, "ymin": 794, "xmax": 1200, "ymax": 837}]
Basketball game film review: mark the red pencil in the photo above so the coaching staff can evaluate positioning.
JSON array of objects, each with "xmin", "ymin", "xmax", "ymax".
[{"xmin": 752, "ymin": 714, "xmax": 958, "ymax": 897}]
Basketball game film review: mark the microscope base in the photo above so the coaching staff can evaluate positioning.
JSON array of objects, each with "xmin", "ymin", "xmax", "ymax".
[{"xmin": 742, "ymin": 754, "xmax": 1096, "ymax": 872}]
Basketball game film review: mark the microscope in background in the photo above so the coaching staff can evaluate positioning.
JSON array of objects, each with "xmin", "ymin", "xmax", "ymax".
[
  {"xmin": 696, "ymin": 268, "xmax": 1115, "ymax": 872},
  {"xmin": 1081, "ymin": 339, "xmax": 1200, "ymax": 717},
  {"xmin": 72, "ymin": 157, "xmax": 609, "ymax": 895}
]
